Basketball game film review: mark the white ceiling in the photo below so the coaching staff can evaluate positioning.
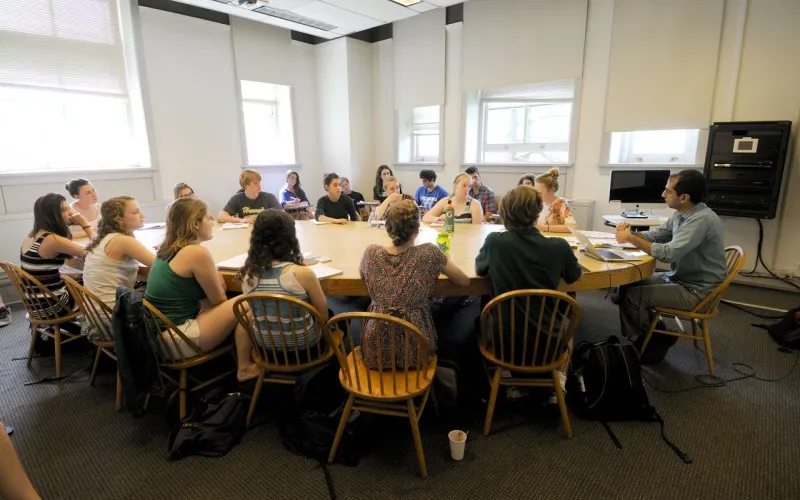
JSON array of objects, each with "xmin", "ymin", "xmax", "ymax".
[{"xmin": 172, "ymin": 0, "xmax": 468, "ymax": 39}]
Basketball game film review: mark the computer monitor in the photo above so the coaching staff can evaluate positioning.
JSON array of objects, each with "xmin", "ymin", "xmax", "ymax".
[{"xmin": 609, "ymin": 170, "xmax": 670, "ymax": 217}]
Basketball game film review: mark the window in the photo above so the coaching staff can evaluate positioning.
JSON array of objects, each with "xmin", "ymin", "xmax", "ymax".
[
  {"xmin": 464, "ymin": 80, "xmax": 576, "ymax": 165},
  {"xmin": 609, "ymin": 129, "xmax": 700, "ymax": 164},
  {"xmin": 397, "ymin": 105, "xmax": 442, "ymax": 163},
  {"xmin": 0, "ymin": 0, "xmax": 148, "ymax": 173},
  {"xmin": 240, "ymin": 81, "xmax": 296, "ymax": 166}
]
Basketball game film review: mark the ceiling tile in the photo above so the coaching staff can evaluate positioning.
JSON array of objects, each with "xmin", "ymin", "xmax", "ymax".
[
  {"xmin": 292, "ymin": 1, "xmax": 383, "ymax": 32},
  {"xmin": 409, "ymin": 1, "xmax": 437, "ymax": 12},
  {"xmin": 323, "ymin": 0, "xmax": 417, "ymax": 22}
]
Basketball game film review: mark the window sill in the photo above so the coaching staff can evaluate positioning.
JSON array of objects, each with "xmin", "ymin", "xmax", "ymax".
[
  {"xmin": 461, "ymin": 162, "xmax": 573, "ymax": 171},
  {"xmin": 0, "ymin": 167, "xmax": 154, "ymax": 184},
  {"xmin": 599, "ymin": 164, "xmax": 702, "ymax": 172},
  {"xmin": 393, "ymin": 162, "xmax": 445, "ymax": 170},
  {"xmin": 244, "ymin": 164, "xmax": 302, "ymax": 170}
]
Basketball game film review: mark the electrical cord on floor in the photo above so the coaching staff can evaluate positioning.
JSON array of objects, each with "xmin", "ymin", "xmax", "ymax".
[
  {"xmin": 738, "ymin": 219, "xmax": 800, "ymax": 292},
  {"xmin": 720, "ymin": 300, "xmax": 786, "ymax": 320},
  {"xmin": 642, "ymin": 343, "xmax": 799, "ymax": 394}
]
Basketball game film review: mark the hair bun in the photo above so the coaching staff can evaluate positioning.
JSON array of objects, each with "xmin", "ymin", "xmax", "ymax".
[{"xmin": 548, "ymin": 168, "xmax": 560, "ymax": 179}]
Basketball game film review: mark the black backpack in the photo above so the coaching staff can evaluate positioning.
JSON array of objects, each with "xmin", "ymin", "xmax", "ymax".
[
  {"xmin": 167, "ymin": 392, "xmax": 251, "ymax": 460},
  {"xmin": 759, "ymin": 307, "xmax": 800, "ymax": 349},
  {"xmin": 568, "ymin": 336, "xmax": 692, "ymax": 463}
]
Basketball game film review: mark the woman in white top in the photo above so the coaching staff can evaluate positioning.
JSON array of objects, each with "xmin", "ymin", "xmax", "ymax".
[
  {"xmin": 65, "ymin": 178, "xmax": 100, "ymax": 239},
  {"xmin": 83, "ymin": 196, "xmax": 156, "ymax": 306},
  {"xmin": 422, "ymin": 173, "xmax": 483, "ymax": 225}
]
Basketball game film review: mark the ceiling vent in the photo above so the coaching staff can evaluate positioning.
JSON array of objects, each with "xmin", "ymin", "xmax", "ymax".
[{"xmin": 254, "ymin": 4, "xmax": 338, "ymax": 31}]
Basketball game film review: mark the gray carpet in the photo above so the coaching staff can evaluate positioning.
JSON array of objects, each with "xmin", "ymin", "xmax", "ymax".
[{"xmin": 1, "ymin": 288, "xmax": 799, "ymax": 500}]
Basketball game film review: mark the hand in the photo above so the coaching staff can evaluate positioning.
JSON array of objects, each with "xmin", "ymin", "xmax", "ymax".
[
  {"xmin": 535, "ymin": 223, "xmax": 547, "ymax": 232},
  {"xmin": 236, "ymin": 217, "xmax": 251, "ymax": 224},
  {"xmin": 616, "ymin": 221, "xmax": 631, "ymax": 233},
  {"xmin": 335, "ymin": 218, "xmax": 349, "ymax": 225},
  {"xmin": 438, "ymin": 214, "xmax": 446, "ymax": 221},
  {"xmin": 69, "ymin": 213, "xmax": 88, "ymax": 228},
  {"xmin": 218, "ymin": 272, "xmax": 228, "ymax": 291},
  {"xmin": 616, "ymin": 227, "xmax": 633, "ymax": 244},
  {"xmin": 387, "ymin": 192, "xmax": 401, "ymax": 203}
]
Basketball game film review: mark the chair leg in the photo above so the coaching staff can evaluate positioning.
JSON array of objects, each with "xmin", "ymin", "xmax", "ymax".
[
  {"xmin": 115, "ymin": 371, "xmax": 123, "ymax": 411},
  {"xmin": 54, "ymin": 325, "xmax": 62, "ymax": 379},
  {"xmin": 179, "ymin": 369, "xmax": 188, "ymax": 420},
  {"xmin": 328, "ymin": 393, "xmax": 355, "ymax": 464},
  {"xmin": 245, "ymin": 370, "xmax": 266, "ymax": 429},
  {"xmin": 692, "ymin": 320, "xmax": 700, "ymax": 349},
  {"xmin": 640, "ymin": 313, "xmax": 661, "ymax": 354},
  {"xmin": 483, "ymin": 368, "xmax": 503, "ymax": 436},
  {"xmin": 407, "ymin": 398, "xmax": 427, "ymax": 479},
  {"xmin": 553, "ymin": 370, "xmax": 572, "ymax": 439},
  {"xmin": 27, "ymin": 325, "xmax": 37, "ymax": 367},
  {"xmin": 701, "ymin": 320, "xmax": 715, "ymax": 376},
  {"xmin": 90, "ymin": 346, "xmax": 103, "ymax": 386}
]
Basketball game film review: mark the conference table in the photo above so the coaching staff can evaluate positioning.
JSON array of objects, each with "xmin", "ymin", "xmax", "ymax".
[{"xmin": 129, "ymin": 221, "xmax": 655, "ymax": 296}]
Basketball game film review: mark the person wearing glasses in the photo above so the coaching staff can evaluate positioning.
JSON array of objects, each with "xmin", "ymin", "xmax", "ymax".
[{"xmin": 166, "ymin": 182, "xmax": 195, "ymax": 213}]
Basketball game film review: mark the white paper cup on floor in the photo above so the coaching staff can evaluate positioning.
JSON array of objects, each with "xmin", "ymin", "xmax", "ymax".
[{"xmin": 448, "ymin": 430, "xmax": 467, "ymax": 460}]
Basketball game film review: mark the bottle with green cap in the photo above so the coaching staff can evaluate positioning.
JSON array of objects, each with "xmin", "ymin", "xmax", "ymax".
[
  {"xmin": 436, "ymin": 231, "xmax": 451, "ymax": 257},
  {"xmin": 444, "ymin": 200, "xmax": 455, "ymax": 233}
]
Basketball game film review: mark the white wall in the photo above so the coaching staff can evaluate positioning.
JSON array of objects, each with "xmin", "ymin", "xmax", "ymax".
[{"xmin": 316, "ymin": 38, "xmax": 353, "ymax": 195}]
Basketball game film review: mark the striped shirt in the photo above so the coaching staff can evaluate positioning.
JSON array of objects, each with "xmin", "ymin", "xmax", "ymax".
[
  {"xmin": 20, "ymin": 232, "xmax": 74, "ymax": 318},
  {"xmin": 243, "ymin": 262, "xmax": 318, "ymax": 350}
]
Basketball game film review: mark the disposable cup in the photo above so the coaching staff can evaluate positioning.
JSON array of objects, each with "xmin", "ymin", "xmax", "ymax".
[{"xmin": 448, "ymin": 430, "xmax": 467, "ymax": 460}]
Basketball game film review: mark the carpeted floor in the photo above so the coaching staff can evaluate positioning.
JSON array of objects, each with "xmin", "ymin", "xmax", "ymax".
[{"xmin": 1, "ymin": 287, "xmax": 799, "ymax": 500}]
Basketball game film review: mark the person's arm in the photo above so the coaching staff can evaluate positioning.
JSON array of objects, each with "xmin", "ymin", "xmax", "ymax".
[
  {"xmin": 266, "ymin": 193, "xmax": 282, "ymax": 210},
  {"xmin": 44, "ymin": 234, "xmax": 87, "ymax": 259},
  {"xmin": 119, "ymin": 236, "xmax": 156, "ymax": 268},
  {"xmin": 471, "ymin": 199, "xmax": 484, "ymax": 225},
  {"xmin": 561, "ymin": 242, "xmax": 583, "ymax": 284},
  {"xmin": 68, "ymin": 213, "xmax": 94, "ymax": 239},
  {"xmin": 217, "ymin": 211, "xmax": 247, "ymax": 224},
  {"xmin": 279, "ymin": 188, "xmax": 290, "ymax": 207},
  {"xmin": 475, "ymin": 236, "xmax": 492, "ymax": 276},
  {"xmin": 344, "ymin": 196, "xmax": 358, "ymax": 222},
  {"xmin": 620, "ymin": 215, "xmax": 707, "ymax": 262},
  {"xmin": 422, "ymin": 198, "xmax": 446, "ymax": 223},
  {"xmin": 218, "ymin": 197, "xmax": 248, "ymax": 223},
  {"xmin": 484, "ymin": 191, "xmax": 497, "ymax": 222},
  {"xmin": 0, "ymin": 423, "xmax": 40, "ymax": 500},
  {"xmin": 540, "ymin": 200, "xmax": 577, "ymax": 233},
  {"xmin": 442, "ymin": 259, "xmax": 469, "ymax": 287},
  {"xmin": 624, "ymin": 218, "xmax": 672, "ymax": 244},
  {"xmin": 294, "ymin": 266, "xmax": 329, "ymax": 324},
  {"xmin": 376, "ymin": 192, "xmax": 399, "ymax": 219},
  {"xmin": 187, "ymin": 246, "xmax": 227, "ymax": 306}
]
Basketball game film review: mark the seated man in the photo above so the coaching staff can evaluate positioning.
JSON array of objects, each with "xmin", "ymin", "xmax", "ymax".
[
  {"xmin": 465, "ymin": 166, "xmax": 497, "ymax": 223},
  {"xmin": 316, "ymin": 172, "xmax": 357, "ymax": 224},
  {"xmin": 218, "ymin": 169, "xmax": 281, "ymax": 223},
  {"xmin": 414, "ymin": 169, "xmax": 448, "ymax": 212},
  {"xmin": 615, "ymin": 170, "xmax": 727, "ymax": 363}
]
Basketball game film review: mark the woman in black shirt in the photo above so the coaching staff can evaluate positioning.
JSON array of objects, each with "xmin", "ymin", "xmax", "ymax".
[{"xmin": 316, "ymin": 173, "xmax": 357, "ymax": 224}]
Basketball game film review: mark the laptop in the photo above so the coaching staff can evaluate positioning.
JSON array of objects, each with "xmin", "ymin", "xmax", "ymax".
[{"xmin": 570, "ymin": 229, "xmax": 642, "ymax": 262}]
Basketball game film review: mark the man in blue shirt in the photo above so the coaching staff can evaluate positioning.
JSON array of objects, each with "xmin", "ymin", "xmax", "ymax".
[
  {"xmin": 615, "ymin": 170, "xmax": 727, "ymax": 364},
  {"xmin": 414, "ymin": 170, "xmax": 448, "ymax": 211}
]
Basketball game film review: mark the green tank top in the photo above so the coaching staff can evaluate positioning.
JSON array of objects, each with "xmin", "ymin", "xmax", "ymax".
[{"xmin": 144, "ymin": 257, "xmax": 207, "ymax": 325}]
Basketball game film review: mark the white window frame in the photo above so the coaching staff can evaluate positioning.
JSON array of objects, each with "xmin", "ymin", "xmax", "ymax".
[
  {"xmin": 606, "ymin": 129, "xmax": 705, "ymax": 167},
  {"xmin": 239, "ymin": 81, "xmax": 299, "ymax": 167},
  {"xmin": 396, "ymin": 105, "xmax": 444, "ymax": 165},
  {"xmin": 0, "ymin": 0, "xmax": 151, "ymax": 176}
]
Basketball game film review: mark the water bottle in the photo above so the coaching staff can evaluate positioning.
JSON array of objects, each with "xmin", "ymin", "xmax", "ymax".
[
  {"xmin": 436, "ymin": 232, "xmax": 451, "ymax": 257},
  {"xmin": 368, "ymin": 207, "xmax": 380, "ymax": 228},
  {"xmin": 444, "ymin": 202, "xmax": 455, "ymax": 234}
]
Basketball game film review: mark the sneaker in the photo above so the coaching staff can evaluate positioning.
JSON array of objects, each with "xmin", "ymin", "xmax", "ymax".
[
  {"xmin": 548, "ymin": 371, "xmax": 568, "ymax": 406},
  {"xmin": 633, "ymin": 325, "xmax": 678, "ymax": 365},
  {"xmin": 0, "ymin": 306, "xmax": 11, "ymax": 328},
  {"xmin": 505, "ymin": 386, "xmax": 528, "ymax": 400}
]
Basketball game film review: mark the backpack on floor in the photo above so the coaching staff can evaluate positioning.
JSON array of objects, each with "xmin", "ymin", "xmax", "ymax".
[
  {"xmin": 567, "ymin": 336, "xmax": 692, "ymax": 463},
  {"xmin": 167, "ymin": 392, "xmax": 251, "ymax": 460},
  {"xmin": 758, "ymin": 307, "xmax": 800, "ymax": 349}
]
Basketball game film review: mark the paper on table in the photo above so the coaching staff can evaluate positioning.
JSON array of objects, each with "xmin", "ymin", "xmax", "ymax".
[
  {"xmin": 221, "ymin": 222, "xmax": 249, "ymax": 230},
  {"xmin": 590, "ymin": 238, "xmax": 636, "ymax": 249},
  {"xmin": 311, "ymin": 220, "xmax": 331, "ymax": 225},
  {"xmin": 216, "ymin": 253, "xmax": 247, "ymax": 270},
  {"xmin": 139, "ymin": 222, "xmax": 166, "ymax": 230},
  {"xmin": 315, "ymin": 255, "xmax": 332, "ymax": 263},
  {"xmin": 551, "ymin": 236, "xmax": 579, "ymax": 247},
  {"xmin": 580, "ymin": 230, "xmax": 617, "ymax": 239},
  {"xmin": 309, "ymin": 263, "xmax": 342, "ymax": 280}
]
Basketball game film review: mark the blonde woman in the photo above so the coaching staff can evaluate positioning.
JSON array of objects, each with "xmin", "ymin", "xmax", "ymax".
[
  {"xmin": 145, "ymin": 198, "xmax": 259, "ymax": 382},
  {"xmin": 65, "ymin": 178, "xmax": 100, "ymax": 239},
  {"xmin": 533, "ymin": 168, "xmax": 576, "ymax": 233},
  {"xmin": 83, "ymin": 197, "xmax": 155, "ymax": 308},
  {"xmin": 422, "ymin": 173, "xmax": 483, "ymax": 225},
  {"xmin": 375, "ymin": 176, "xmax": 413, "ymax": 219}
]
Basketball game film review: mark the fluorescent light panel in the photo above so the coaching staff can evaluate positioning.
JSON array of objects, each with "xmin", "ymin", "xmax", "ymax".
[{"xmin": 390, "ymin": 0, "xmax": 423, "ymax": 6}]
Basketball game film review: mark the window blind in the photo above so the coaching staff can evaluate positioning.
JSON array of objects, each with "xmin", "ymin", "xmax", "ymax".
[{"xmin": 0, "ymin": 0, "xmax": 128, "ymax": 94}]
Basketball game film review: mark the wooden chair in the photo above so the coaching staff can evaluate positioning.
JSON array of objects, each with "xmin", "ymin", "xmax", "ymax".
[
  {"xmin": 641, "ymin": 246, "xmax": 746, "ymax": 376},
  {"xmin": 479, "ymin": 290, "xmax": 582, "ymax": 437},
  {"xmin": 0, "ymin": 262, "xmax": 83, "ymax": 379},
  {"xmin": 324, "ymin": 312, "xmax": 436, "ymax": 478},
  {"xmin": 232, "ymin": 293, "xmax": 335, "ymax": 428},
  {"xmin": 141, "ymin": 300, "xmax": 236, "ymax": 420},
  {"xmin": 63, "ymin": 276, "xmax": 121, "ymax": 410}
]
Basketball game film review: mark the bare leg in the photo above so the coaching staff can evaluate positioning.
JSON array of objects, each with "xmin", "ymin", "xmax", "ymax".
[
  {"xmin": 0, "ymin": 423, "xmax": 40, "ymax": 500},
  {"xmin": 234, "ymin": 323, "xmax": 259, "ymax": 382}
]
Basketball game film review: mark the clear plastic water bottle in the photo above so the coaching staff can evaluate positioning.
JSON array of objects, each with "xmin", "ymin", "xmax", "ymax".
[{"xmin": 368, "ymin": 207, "xmax": 380, "ymax": 228}]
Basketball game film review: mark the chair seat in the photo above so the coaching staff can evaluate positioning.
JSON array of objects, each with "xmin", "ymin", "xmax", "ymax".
[
  {"xmin": 655, "ymin": 306, "xmax": 719, "ymax": 320},
  {"xmin": 481, "ymin": 349, "xmax": 569, "ymax": 375},
  {"xmin": 159, "ymin": 343, "xmax": 234, "ymax": 370},
  {"xmin": 339, "ymin": 351, "xmax": 436, "ymax": 400},
  {"xmin": 25, "ymin": 310, "xmax": 81, "ymax": 325}
]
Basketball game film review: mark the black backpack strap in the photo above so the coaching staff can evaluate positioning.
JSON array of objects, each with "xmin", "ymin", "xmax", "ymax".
[
  {"xmin": 654, "ymin": 412, "xmax": 693, "ymax": 464},
  {"xmin": 600, "ymin": 420, "xmax": 623, "ymax": 449}
]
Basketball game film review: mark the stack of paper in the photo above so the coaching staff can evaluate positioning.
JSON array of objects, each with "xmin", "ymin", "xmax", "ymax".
[
  {"xmin": 311, "ymin": 220, "xmax": 331, "ymax": 225},
  {"xmin": 308, "ymin": 263, "xmax": 342, "ymax": 279},
  {"xmin": 221, "ymin": 222, "xmax": 249, "ymax": 230},
  {"xmin": 139, "ymin": 222, "xmax": 166, "ymax": 230},
  {"xmin": 216, "ymin": 253, "xmax": 247, "ymax": 270}
]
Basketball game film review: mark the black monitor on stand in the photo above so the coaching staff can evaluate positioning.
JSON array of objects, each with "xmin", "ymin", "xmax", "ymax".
[{"xmin": 609, "ymin": 170, "xmax": 671, "ymax": 218}]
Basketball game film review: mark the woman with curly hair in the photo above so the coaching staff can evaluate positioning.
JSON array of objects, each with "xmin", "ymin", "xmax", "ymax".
[
  {"xmin": 83, "ymin": 196, "xmax": 155, "ymax": 309},
  {"xmin": 145, "ymin": 197, "xmax": 259, "ymax": 381},
  {"xmin": 238, "ymin": 209, "xmax": 328, "ymax": 354},
  {"xmin": 360, "ymin": 199, "xmax": 469, "ymax": 369}
]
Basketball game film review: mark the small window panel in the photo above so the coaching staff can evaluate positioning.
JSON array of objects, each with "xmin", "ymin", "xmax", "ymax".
[
  {"xmin": 609, "ymin": 129, "xmax": 700, "ymax": 164},
  {"xmin": 240, "ymin": 81, "xmax": 296, "ymax": 165},
  {"xmin": 397, "ymin": 105, "xmax": 442, "ymax": 163}
]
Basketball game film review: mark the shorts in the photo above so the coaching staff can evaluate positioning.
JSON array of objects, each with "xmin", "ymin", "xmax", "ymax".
[{"xmin": 161, "ymin": 318, "xmax": 202, "ymax": 360}]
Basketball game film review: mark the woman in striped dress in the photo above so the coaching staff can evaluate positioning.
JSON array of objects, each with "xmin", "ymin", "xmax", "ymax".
[
  {"xmin": 20, "ymin": 194, "xmax": 89, "ymax": 319},
  {"xmin": 238, "ymin": 209, "xmax": 329, "ymax": 356}
]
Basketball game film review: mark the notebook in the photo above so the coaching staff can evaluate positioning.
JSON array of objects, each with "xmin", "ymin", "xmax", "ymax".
[
  {"xmin": 221, "ymin": 222, "xmax": 249, "ymax": 230},
  {"xmin": 308, "ymin": 263, "xmax": 342, "ymax": 279},
  {"xmin": 216, "ymin": 253, "xmax": 247, "ymax": 270}
]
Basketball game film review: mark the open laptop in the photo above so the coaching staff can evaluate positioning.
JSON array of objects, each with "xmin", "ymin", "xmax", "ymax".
[{"xmin": 570, "ymin": 229, "xmax": 642, "ymax": 262}]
